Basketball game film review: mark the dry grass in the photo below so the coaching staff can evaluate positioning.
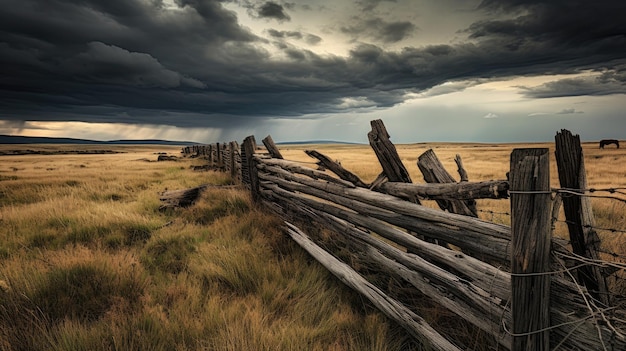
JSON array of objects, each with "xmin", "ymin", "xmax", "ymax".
[
  {"xmin": 0, "ymin": 144, "xmax": 414, "ymax": 351},
  {"xmin": 2, "ymin": 141, "xmax": 624, "ymax": 351}
]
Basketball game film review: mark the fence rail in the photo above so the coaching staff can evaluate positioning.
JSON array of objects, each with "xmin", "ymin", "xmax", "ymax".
[{"xmin": 185, "ymin": 121, "xmax": 626, "ymax": 350}]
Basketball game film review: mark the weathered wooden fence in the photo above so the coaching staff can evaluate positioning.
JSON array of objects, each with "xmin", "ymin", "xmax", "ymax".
[
  {"xmin": 189, "ymin": 121, "xmax": 626, "ymax": 350},
  {"xmin": 182, "ymin": 141, "xmax": 241, "ymax": 182}
]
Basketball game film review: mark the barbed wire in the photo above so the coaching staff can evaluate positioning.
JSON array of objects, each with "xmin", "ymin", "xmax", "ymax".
[
  {"xmin": 556, "ymin": 189, "xmax": 626, "ymax": 205},
  {"xmin": 477, "ymin": 209, "xmax": 511, "ymax": 216}
]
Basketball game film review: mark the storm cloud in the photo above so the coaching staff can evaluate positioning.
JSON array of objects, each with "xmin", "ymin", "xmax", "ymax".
[{"xmin": 0, "ymin": 0, "xmax": 624, "ymax": 133}]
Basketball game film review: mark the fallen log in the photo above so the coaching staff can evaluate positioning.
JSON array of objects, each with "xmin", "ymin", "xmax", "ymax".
[
  {"xmin": 157, "ymin": 155, "xmax": 178, "ymax": 161},
  {"xmin": 159, "ymin": 185, "xmax": 208, "ymax": 210},
  {"xmin": 159, "ymin": 184, "xmax": 242, "ymax": 210}
]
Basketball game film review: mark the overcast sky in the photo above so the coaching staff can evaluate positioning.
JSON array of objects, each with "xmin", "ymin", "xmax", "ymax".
[{"xmin": 1, "ymin": 0, "xmax": 625, "ymax": 143}]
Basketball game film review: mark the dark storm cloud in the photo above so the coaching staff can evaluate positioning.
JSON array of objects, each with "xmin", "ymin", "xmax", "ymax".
[
  {"xmin": 520, "ymin": 63, "xmax": 626, "ymax": 98},
  {"xmin": 255, "ymin": 2, "xmax": 291, "ymax": 21},
  {"xmin": 0, "ymin": 0, "xmax": 625, "ymax": 130},
  {"xmin": 470, "ymin": 0, "xmax": 626, "ymax": 61},
  {"xmin": 520, "ymin": 75, "xmax": 626, "ymax": 98},
  {"xmin": 65, "ymin": 42, "xmax": 206, "ymax": 89}
]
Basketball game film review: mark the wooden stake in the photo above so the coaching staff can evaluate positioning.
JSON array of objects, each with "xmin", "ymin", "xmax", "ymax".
[{"xmin": 510, "ymin": 148, "xmax": 551, "ymax": 351}]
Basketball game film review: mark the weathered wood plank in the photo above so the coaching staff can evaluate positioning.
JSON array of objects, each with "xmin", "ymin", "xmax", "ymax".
[{"xmin": 510, "ymin": 148, "xmax": 551, "ymax": 351}]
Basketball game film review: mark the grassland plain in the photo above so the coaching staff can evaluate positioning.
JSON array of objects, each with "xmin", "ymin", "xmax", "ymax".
[
  {"xmin": 0, "ymin": 144, "xmax": 417, "ymax": 351},
  {"xmin": 1, "ymin": 141, "xmax": 625, "ymax": 350}
]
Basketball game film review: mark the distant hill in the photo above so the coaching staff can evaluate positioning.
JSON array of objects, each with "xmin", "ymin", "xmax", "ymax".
[{"xmin": 0, "ymin": 135, "xmax": 200, "ymax": 146}]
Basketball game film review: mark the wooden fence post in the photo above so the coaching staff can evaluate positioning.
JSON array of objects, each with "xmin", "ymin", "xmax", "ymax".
[
  {"xmin": 229, "ymin": 141, "xmax": 238, "ymax": 182},
  {"xmin": 216, "ymin": 142, "xmax": 223, "ymax": 170},
  {"xmin": 262, "ymin": 135, "xmax": 284, "ymax": 159},
  {"xmin": 368, "ymin": 119, "xmax": 419, "ymax": 203},
  {"xmin": 554, "ymin": 129, "xmax": 609, "ymax": 305},
  {"xmin": 207, "ymin": 144, "xmax": 213, "ymax": 166},
  {"xmin": 510, "ymin": 148, "xmax": 552, "ymax": 351},
  {"xmin": 242, "ymin": 136, "xmax": 260, "ymax": 202}
]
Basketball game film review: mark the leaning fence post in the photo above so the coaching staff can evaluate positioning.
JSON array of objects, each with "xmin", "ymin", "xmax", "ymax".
[
  {"xmin": 368, "ymin": 119, "xmax": 412, "ymax": 183},
  {"xmin": 510, "ymin": 148, "xmax": 552, "ymax": 351},
  {"xmin": 262, "ymin": 135, "xmax": 284, "ymax": 159},
  {"xmin": 242, "ymin": 136, "xmax": 260, "ymax": 202},
  {"xmin": 554, "ymin": 129, "xmax": 609, "ymax": 305}
]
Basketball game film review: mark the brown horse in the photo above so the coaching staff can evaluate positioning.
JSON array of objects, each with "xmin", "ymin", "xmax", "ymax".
[{"xmin": 599, "ymin": 139, "xmax": 620, "ymax": 149}]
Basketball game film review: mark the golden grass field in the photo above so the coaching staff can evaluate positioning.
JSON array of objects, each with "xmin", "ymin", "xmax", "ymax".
[{"xmin": 0, "ymin": 141, "xmax": 624, "ymax": 350}]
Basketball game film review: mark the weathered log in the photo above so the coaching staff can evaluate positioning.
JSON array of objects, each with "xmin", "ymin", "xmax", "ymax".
[
  {"xmin": 378, "ymin": 180, "xmax": 509, "ymax": 201},
  {"xmin": 284, "ymin": 222, "xmax": 462, "ymax": 351},
  {"xmin": 157, "ymin": 155, "xmax": 178, "ymax": 161},
  {"xmin": 259, "ymin": 159, "xmax": 355, "ymax": 188},
  {"xmin": 510, "ymin": 148, "xmax": 551, "ymax": 350},
  {"xmin": 417, "ymin": 149, "xmax": 475, "ymax": 216},
  {"xmin": 304, "ymin": 150, "xmax": 367, "ymax": 187},
  {"xmin": 159, "ymin": 185, "xmax": 207, "ymax": 209}
]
